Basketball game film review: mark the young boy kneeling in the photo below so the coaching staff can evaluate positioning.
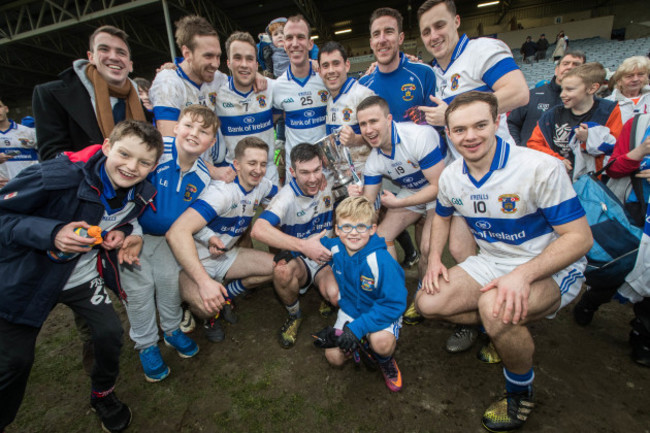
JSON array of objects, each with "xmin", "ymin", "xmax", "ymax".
[
  {"xmin": 0, "ymin": 121, "xmax": 162, "ymax": 433},
  {"xmin": 320, "ymin": 196, "xmax": 407, "ymax": 392}
]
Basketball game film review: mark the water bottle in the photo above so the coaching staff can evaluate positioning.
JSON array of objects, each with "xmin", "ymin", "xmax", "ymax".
[{"xmin": 47, "ymin": 226, "xmax": 103, "ymax": 262}]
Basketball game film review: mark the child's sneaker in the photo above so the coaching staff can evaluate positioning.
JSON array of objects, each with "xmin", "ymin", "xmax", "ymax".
[
  {"xmin": 164, "ymin": 329, "xmax": 199, "ymax": 358},
  {"xmin": 139, "ymin": 346, "xmax": 170, "ymax": 383},
  {"xmin": 90, "ymin": 391, "xmax": 132, "ymax": 432},
  {"xmin": 378, "ymin": 357, "xmax": 402, "ymax": 392},
  {"xmin": 482, "ymin": 390, "xmax": 534, "ymax": 432}
]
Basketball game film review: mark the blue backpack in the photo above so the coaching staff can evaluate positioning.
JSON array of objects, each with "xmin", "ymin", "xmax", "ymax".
[{"xmin": 573, "ymin": 170, "xmax": 643, "ymax": 290}]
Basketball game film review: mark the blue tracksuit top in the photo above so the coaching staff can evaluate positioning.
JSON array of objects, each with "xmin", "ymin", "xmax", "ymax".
[{"xmin": 321, "ymin": 234, "xmax": 407, "ymax": 339}]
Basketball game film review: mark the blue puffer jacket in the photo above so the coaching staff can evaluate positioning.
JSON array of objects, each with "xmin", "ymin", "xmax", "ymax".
[
  {"xmin": 321, "ymin": 234, "xmax": 407, "ymax": 339},
  {"xmin": 0, "ymin": 146, "xmax": 156, "ymax": 327}
]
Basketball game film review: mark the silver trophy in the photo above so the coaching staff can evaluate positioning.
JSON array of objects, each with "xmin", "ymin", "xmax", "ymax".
[{"xmin": 314, "ymin": 129, "xmax": 363, "ymax": 202}]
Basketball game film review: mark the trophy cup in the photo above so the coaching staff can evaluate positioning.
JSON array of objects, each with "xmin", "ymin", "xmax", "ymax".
[{"xmin": 314, "ymin": 130, "xmax": 363, "ymax": 203}]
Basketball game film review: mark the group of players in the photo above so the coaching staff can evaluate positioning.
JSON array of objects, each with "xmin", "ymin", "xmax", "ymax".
[{"xmin": 2, "ymin": 0, "xmax": 645, "ymax": 432}]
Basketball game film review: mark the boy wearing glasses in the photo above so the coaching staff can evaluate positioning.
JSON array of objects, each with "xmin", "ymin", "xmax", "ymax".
[{"xmin": 320, "ymin": 196, "xmax": 407, "ymax": 392}]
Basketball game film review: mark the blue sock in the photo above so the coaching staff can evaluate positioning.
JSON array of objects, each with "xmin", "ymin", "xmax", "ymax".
[
  {"xmin": 374, "ymin": 353, "xmax": 392, "ymax": 363},
  {"xmin": 503, "ymin": 367, "xmax": 534, "ymax": 394},
  {"xmin": 225, "ymin": 279, "xmax": 248, "ymax": 299}
]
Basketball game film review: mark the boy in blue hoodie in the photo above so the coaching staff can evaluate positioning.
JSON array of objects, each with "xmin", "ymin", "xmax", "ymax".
[{"xmin": 320, "ymin": 196, "xmax": 407, "ymax": 392}]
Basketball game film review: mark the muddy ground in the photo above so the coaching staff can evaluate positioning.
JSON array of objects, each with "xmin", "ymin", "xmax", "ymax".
[{"xmin": 9, "ymin": 262, "xmax": 650, "ymax": 433}]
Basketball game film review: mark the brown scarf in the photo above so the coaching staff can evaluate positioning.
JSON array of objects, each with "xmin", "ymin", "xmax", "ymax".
[{"xmin": 86, "ymin": 63, "xmax": 145, "ymax": 138}]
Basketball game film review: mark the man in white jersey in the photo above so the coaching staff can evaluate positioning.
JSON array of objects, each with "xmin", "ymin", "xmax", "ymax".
[
  {"xmin": 415, "ymin": 0, "xmax": 530, "ymax": 347},
  {"xmin": 166, "ymin": 137, "xmax": 277, "ymax": 342},
  {"xmin": 272, "ymin": 15, "xmax": 328, "ymax": 176},
  {"xmin": 416, "ymin": 92, "xmax": 592, "ymax": 432},
  {"xmin": 252, "ymin": 143, "xmax": 339, "ymax": 349},
  {"xmin": 319, "ymin": 41, "xmax": 375, "ymax": 174},
  {"xmin": 350, "ymin": 96, "xmax": 444, "ymax": 308},
  {"xmin": 216, "ymin": 31, "xmax": 278, "ymax": 185},
  {"xmin": 0, "ymin": 99, "xmax": 37, "ymax": 188},
  {"xmin": 417, "ymin": 0, "xmax": 528, "ymax": 154},
  {"xmin": 149, "ymin": 15, "xmax": 233, "ymax": 181}
]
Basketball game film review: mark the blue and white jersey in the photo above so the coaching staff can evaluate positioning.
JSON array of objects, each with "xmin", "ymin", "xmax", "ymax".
[
  {"xmin": 138, "ymin": 136, "xmax": 212, "ymax": 236},
  {"xmin": 359, "ymin": 52, "xmax": 436, "ymax": 121},
  {"xmin": 326, "ymin": 78, "xmax": 375, "ymax": 172},
  {"xmin": 191, "ymin": 177, "xmax": 277, "ymax": 259},
  {"xmin": 436, "ymin": 138, "xmax": 586, "ymax": 261},
  {"xmin": 259, "ymin": 178, "xmax": 334, "ymax": 245},
  {"xmin": 215, "ymin": 77, "xmax": 278, "ymax": 184},
  {"xmin": 272, "ymin": 64, "xmax": 328, "ymax": 151},
  {"xmin": 363, "ymin": 121, "xmax": 444, "ymax": 191},
  {"xmin": 432, "ymin": 34, "xmax": 519, "ymax": 159},
  {"xmin": 0, "ymin": 120, "xmax": 37, "ymax": 181},
  {"xmin": 149, "ymin": 61, "xmax": 227, "ymax": 121}
]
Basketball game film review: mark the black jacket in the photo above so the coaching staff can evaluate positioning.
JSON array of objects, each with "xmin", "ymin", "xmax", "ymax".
[
  {"xmin": 0, "ymin": 148, "xmax": 156, "ymax": 327},
  {"xmin": 32, "ymin": 66, "xmax": 104, "ymax": 161},
  {"xmin": 507, "ymin": 77, "xmax": 562, "ymax": 146}
]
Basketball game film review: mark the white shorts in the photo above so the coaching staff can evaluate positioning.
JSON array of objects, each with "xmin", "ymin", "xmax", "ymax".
[
  {"xmin": 297, "ymin": 255, "xmax": 328, "ymax": 294},
  {"xmin": 334, "ymin": 308, "xmax": 402, "ymax": 340},
  {"xmin": 458, "ymin": 253, "xmax": 586, "ymax": 318},
  {"xmin": 201, "ymin": 247, "xmax": 241, "ymax": 282}
]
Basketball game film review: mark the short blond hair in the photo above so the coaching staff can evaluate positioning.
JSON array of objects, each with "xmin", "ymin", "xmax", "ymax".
[
  {"xmin": 179, "ymin": 104, "xmax": 220, "ymax": 135},
  {"xmin": 611, "ymin": 56, "xmax": 650, "ymax": 90},
  {"xmin": 335, "ymin": 196, "xmax": 377, "ymax": 225},
  {"xmin": 564, "ymin": 62, "xmax": 606, "ymax": 88}
]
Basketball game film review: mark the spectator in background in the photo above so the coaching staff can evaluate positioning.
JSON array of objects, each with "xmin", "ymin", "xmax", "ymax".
[
  {"xmin": 535, "ymin": 33, "xmax": 549, "ymax": 61},
  {"xmin": 552, "ymin": 30, "xmax": 568, "ymax": 62},
  {"xmin": 134, "ymin": 77, "xmax": 154, "ymax": 124},
  {"xmin": 508, "ymin": 50, "xmax": 586, "ymax": 146},
  {"xmin": 0, "ymin": 98, "xmax": 37, "ymax": 188},
  {"xmin": 32, "ymin": 25, "xmax": 146, "ymax": 161},
  {"xmin": 606, "ymin": 56, "xmax": 650, "ymax": 124},
  {"xmin": 520, "ymin": 36, "xmax": 537, "ymax": 64}
]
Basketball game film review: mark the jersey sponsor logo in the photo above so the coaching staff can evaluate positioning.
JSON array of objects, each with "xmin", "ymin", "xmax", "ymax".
[
  {"xmin": 156, "ymin": 165, "xmax": 171, "ymax": 174},
  {"xmin": 18, "ymin": 138, "xmax": 30, "ymax": 146},
  {"xmin": 159, "ymin": 179, "xmax": 168, "ymax": 187},
  {"xmin": 209, "ymin": 92, "xmax": 217, "ymax": 106},
  {"xmin": 184, "ymin": 184, "xmax": 198, "ymax": 201},
  {"xmin": 257, "ymin": 95, "xmax": 267, "ymax": 107},
  {"xmin": 304, "ymin": 110, "xmax": 316, "ymax": 118},
  {"xmin": 318, "ymin": 90, "xmax": 329, "ymax": 103},
  {"xmin": 475, "ymin": 220, "xmax": 491, "ymax": 230},
  {"xmin": 243, "ymin": 116, "xmax": 256, "ymax": 124},
  {"xmin": 471, "ymin": 227, "xmax": 527, "ymax": 242},
  {"xmin": 282, "ymin": 98, "xmax": 294, "ymax": 103},
  {"xmin": 360, "ymin": 275, "xmax": 375, "ymax": 292},
  {"xmin": 401, "ymin": 83, "xmax": 416, "ymax": 101},
  {"xmin": 222, "ymin": 102, "xmax": 235, "ymax": 108},
  {"xmin": 537, "ymin": 103, "xmax": 550, "ymax": 111},
  {"xmin": 342, "ymin": 108, "xmax": 352, "ymax": 122},
  {"xmin": 451, "ymin": 73, "xmax": 461, "ymax": 91},
  {"xmin": 498, "ymin": 194, "xmax": 520, "ymax": 214},
  {"xmin": 323, "ymin": 195, "xmax": 332, "ymax": 208},
  {"xmin": 451, "ymin": 197, "xmax": 463, "ymax": 206}
]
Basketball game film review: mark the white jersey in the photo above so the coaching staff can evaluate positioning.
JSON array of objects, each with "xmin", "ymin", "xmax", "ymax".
[
  {"xmin": 432, "ymin": 34, "xmax": 519, "ymax": 160},
  {"xmin": 364, "ymin": 121, "xmax": 444, "ymax": 191},
  {"xmin": 326, "ymin": 78, "xmax": 375, "ymax": 172},
  {"xmin": 0, "ymin": 120, "xmax": 37, "ymax": 180},
  {"xmin": 215, "ymin": 77, "xmax": 278, "ymax": 184},
  {"xmin": 272, "ymin": 64, "xmax": 328, "ymax": 152},
  {"xmin": 149, "ymin": 63, "xmax": 227, "ymax": 121},
  {"xmin": 191, "ymin": 177, "xmax": 278, "ymax": 259},
  {"xmin": 259, "ymin": 177, "xmax": 334, "ymax": 243},
  {"xmin": 436, "ymin": 138, "xmax": 587, "ymax": 262}
]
